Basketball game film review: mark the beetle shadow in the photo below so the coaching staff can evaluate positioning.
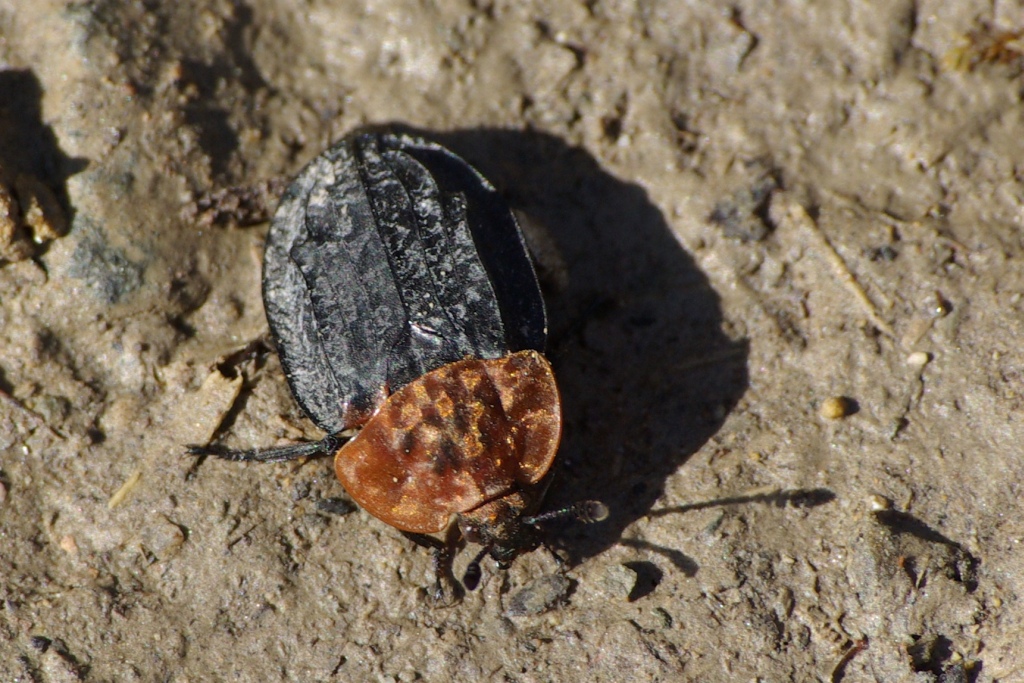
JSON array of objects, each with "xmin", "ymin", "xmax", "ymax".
[{"xmin": 393, "ymin": 126, "xmax": 750, "ymax": 573}]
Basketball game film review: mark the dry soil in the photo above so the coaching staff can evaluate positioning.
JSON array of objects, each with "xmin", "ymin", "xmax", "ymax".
[{"xmin": 1, "ymin": 1, "xmax": 1023, "ymax": 681}]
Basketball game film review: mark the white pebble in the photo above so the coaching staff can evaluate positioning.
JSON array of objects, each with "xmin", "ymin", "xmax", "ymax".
[{"xmin": 906, "ymin": 351, "xmax": 930, "ymax": 367}]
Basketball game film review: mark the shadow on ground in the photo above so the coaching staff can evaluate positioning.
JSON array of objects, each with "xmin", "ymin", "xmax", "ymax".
[{"xmin": 392, "ymin": 126, "xmax": 752, "ymax": 574}]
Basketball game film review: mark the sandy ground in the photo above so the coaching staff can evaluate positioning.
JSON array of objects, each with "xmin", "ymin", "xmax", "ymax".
[{"xmin": 2, "ymin": 0, "xmax": 1023, "ymax": 680}]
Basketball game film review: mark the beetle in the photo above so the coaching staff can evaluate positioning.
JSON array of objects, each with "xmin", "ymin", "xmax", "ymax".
[{"xmin": 189, "ymin": 131, "xmax": 607, "ymax": 597}]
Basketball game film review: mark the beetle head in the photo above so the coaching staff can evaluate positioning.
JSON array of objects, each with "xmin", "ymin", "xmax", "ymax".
[
  {"xmin": 457, "ymin": 489, "xmax": 610, "ymax": 590},
  {"xmin": 458, "ymin": 491, "xmax": 537, "ymax": 557}
]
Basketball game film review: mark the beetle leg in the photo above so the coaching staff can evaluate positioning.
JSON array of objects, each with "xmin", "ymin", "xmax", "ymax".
[
  {"xmin": 402, "ymin": 526, "xmax": 463, "ymax": 605},
  {"xmin": 186, "ymin": 433, "xmax": 346, "ymax": 463}
]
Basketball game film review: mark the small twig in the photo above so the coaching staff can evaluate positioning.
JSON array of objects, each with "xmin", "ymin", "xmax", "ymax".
[
  {"xmin": 108, "ymin": 469, "xmax": 143, "ymax": 509},
  {"xmin": 830, "ymin": 638, "xmax": 868, "ymax": 682},
  {"xmin": 781, "ymin": 200, "xmax": 895, "ymax": 338}
]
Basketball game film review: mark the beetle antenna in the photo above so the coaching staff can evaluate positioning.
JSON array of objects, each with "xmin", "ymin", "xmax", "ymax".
[
  {"xmin": 523, "ymin": 500, "xmax": 609, "ymax": 527},
  {"xmin": 186, "ymin": 433, "xmax": 346, "ymax": 463},
  {"xmin": 463, "ymin": 546, "xmax": 490, "ymax": 591}
]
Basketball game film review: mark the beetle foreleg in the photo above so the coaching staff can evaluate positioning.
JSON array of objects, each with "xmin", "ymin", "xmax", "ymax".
[{"xmin": 402, "ymin": 526, "xmax": 463, "ymax": 605}]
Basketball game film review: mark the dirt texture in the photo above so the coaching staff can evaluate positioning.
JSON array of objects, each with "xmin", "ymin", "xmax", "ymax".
[{"xmin": 1, "ymin": 1, "xmax": 1022, "ymax": 681}]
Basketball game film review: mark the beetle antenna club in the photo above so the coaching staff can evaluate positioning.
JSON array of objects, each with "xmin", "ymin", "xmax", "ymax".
[
  {"xmin": 523, "ymin": 500, "xmax": 610, "ymax": 526},
  {"xmin": 187, "ymin": 433, "xmax": 346, "ymax": 463},
  {"xmin": 463, "ymin": 546, "xmax": 491, "ymax": 591}
]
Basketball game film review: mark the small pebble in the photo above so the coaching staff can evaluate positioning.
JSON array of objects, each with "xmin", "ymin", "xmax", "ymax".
[
  {"xmin": 868, "ymin": 245, "xmax": 898, "ymax": 262},
  {"xmin": 58, "ymin": 535, "xmax": 79, "ymax": 555},
  {"xmin": 651, "ymin": 606, "xmax": 674, "ymax": 629},
  {"xmin": 29, "ymin": 635, "xmax": 52, "ymax": 652},
  {"xmin": 867, "ymin": 494, "xmax": 892, "ymax": 511},
  {"xmin": 926, "ymin": 291, "xmax": 952, "ymax": 318},
  {"xmin": 506, "ymin": 574, "xmax": 572, "ymax": 617},
  {"xmin": 906, "ymin": 351, "xmax": 930, "ymax": 368},
  {"xmin": 819, "ymin": 396, "xmax": 854, "ymax": 419},
  {"xmin": 707, "ymin": 175, "xmax": 778, "ymax": 242},
  {"xmin": 140, "ymin": 519, "xmax": 186, "ymax": 559},
  {"xmin": 938, "ymin": 662, "xmax": 967, "ymax": 683},
  {"xmin": 0, "ymin": 179, "xmax": 32, "ymax": 262},
  {"xmin": 601, "ymin": 563, "xmax": 638, "ymax": 600},
  {"xmin": 316, "ymin": 497, "xmax": 356, "ymax": 516},
  {"xmin": 15, "ymin": 174, "xmax": 67, "ymax": 242}
]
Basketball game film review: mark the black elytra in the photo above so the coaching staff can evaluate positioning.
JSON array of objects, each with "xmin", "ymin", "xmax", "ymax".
[{"xmin": 264, "ymin": 132, "xmax": 548, "ymax": 432}]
